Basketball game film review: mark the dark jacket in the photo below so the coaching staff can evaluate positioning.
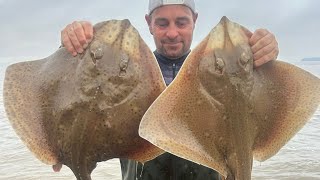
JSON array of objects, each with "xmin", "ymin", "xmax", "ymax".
[{"xmin": 120, "ymin": 51, "xmax": 221, "ymax": 180}]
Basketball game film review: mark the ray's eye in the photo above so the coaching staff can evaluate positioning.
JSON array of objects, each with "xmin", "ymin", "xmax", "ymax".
[
  {"xmin": 240, "ymin": 52, "xmax": 250, "ymax": 65},
  {"xmin": 90, "ymin": 40, "xmax": 104, "ymax": 62},
  {"xmin": 119, "ymin": 52, "xmax": 129, "ymax": 77},
  {"xmin": 91, "ymin": 47, "xmax": 103, "ymax": 60},
  {"xmin": 215, "ymin": 57, "xmax": 225, "ymax": 74}
]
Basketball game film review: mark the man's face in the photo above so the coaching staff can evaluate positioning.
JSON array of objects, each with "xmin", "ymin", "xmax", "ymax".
[{"xmin": 146, "ymin": 5, "xmax": 198, "ymax": 59}]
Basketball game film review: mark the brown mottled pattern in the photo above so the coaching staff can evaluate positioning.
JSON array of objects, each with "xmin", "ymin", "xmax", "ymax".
[
  {"xmin": 139, "ymin": 16, "xmax": 320, "ymax": 180},
  {"xmin": 3, "ymin": 19, "xmax": 166, "ymax": 180}
]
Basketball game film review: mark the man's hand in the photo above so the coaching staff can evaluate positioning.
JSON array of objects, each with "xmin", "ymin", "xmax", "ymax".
[
  {"xmin": 245, "ymin": 29, "xmax": 279, "ymax": 68},
  {"xmin": 61, "ymin": 21, "xmax": 94, "ymax": 56}
]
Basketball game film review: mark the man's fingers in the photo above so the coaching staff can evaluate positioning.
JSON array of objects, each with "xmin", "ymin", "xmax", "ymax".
[
  {"xmin": 254, "ymin": 48, "xmax": 279, "ymax": 68},
  {"xmin": 249, "ymin": 29, "xmax": 268, "ymax": 48},
  {"xmin": 61, "ymin": 20, "xmax": 93, "ymax": 57},
  {"xmin": 249, "ymin": 28, "xmax": 279, "ymax": 68},
  {"xmin": 251, "ymin": 32, "xmax": 274, "ymax": 54},
  {"xmin": 72, "ymin": 21, "xmax": 88, "ymax": 49},
  {"xmin": 80, "ymin": 21, "xmax": 94, "ymax": 43},
  {"xmin": 61, "ymin": 29, "xmax": 77, "ymax": 56},
  {"xmin": 67, "ymin": 24, "xmax": 83, "ymax": 54},
  {"xmin": 253, "ymin": 38, "xmax": 276, "ymax": 60}
]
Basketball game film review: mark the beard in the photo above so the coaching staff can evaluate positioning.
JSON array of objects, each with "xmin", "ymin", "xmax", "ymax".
[{"xmin": 160, "ymin": 41, "xmax": 186, "ymax": 59}]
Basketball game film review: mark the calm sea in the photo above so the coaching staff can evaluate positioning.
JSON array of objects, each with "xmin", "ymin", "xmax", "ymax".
[{"xmin": 0, "ymin": 58, "xmax": 319, "ymax": 180}]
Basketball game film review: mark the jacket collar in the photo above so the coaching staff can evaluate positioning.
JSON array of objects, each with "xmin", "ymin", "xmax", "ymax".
[{"xmin": 154, "ymin": 50, "xmax": 190, "ymax": 65}]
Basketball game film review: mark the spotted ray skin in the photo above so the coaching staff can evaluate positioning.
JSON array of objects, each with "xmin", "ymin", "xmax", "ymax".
[
  {"xmin": 139, "ymin": 16, "xmax": 320, "ymax": 180},
  {"xmin": 3, "ymin": 19, "xmax": 166, "ymax": 180}
]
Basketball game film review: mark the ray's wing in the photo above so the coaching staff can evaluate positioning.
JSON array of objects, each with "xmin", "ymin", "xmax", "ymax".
[
  {"xmin": 4, "ymin": 59, "xmax": 59, "ymax": 165},
  {"xmin": 252, "ymin": 60, "xmax": 320, "ymax": 161},
  {"xmin": 139, "ymin": 48, "xmax": 230, "ymax": 177}
]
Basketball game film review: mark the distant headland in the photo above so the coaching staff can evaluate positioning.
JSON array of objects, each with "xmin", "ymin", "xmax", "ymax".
[{"xmin": 301, "ymin": 57, "xmax": 320, "ymax": 61}]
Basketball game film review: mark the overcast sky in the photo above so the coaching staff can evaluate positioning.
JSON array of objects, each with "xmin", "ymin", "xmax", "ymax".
[{"xmin": 0, "ymin": 0, "xmax": 319, "ymax": 62}]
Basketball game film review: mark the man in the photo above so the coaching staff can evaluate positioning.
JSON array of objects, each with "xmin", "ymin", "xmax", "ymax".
[{"xmin": 61, "ymin": 0, "xmax": 279, "ymax": 179}]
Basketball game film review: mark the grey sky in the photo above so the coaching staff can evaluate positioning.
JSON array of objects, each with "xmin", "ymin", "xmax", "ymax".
[{"xmin": 0, "ymin": 0, "xmax": 319, "ymax": 62}]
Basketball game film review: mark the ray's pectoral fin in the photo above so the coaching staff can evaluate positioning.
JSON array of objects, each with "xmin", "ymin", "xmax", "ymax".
[
  {"xmin": 252, "ymin": 60, "xmax": 320, "ymax": 161},
  {"xmin": 4, "ymin": 60, "xmax": 59, "ymax": 165},
  {"xmin": 139, "ymin": 50, "xmax": 230, "ymax": 177}
]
